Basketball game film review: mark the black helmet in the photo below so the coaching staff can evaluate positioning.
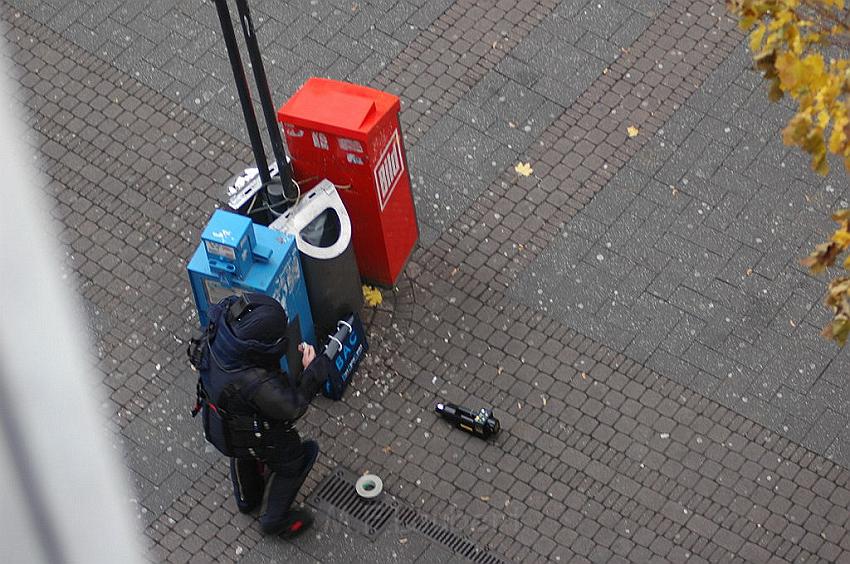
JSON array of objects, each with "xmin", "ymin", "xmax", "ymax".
[
  {"xmin": 226, "ymin": 293, "xmax": 289, "ymax": 344},
  {"xmin": 208, "ymin": 293, "xmax": 289, "ymax": 369}
]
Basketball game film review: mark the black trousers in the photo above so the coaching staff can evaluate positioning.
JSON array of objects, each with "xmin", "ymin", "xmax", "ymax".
[{"xmin": 230, "ymin": 427, "xmax": 318, "ymax": 530}]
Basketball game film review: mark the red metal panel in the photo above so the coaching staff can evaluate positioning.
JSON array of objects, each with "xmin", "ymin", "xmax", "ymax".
[{"xmin": 279, "ymin": 78, "xmax": 418, "ymax": 286}]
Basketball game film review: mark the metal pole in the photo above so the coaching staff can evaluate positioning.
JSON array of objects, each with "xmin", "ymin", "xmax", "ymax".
[
  {"xmin": 234, "ymin": 0, "xmax": 296, "ymax": 202},
  {"xmin": 213, "ymin": 0, "xmax": 271, "ymax": 185}
]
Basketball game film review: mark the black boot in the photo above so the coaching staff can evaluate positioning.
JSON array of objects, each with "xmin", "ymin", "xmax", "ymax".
[
  {"xmin": 230, "ymin": 457, "xmax": 264, "ymax": 513},
  {"xmin": 279, "ymin": 508, "xmax": 314, "ymax": 538},
  {"xmin": 259, "ymin": 440, "xmax": 320, "ymax": 534}
]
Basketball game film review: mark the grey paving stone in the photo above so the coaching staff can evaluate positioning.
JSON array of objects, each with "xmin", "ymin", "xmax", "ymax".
[
  {"xmin": 511, "ymin": 30, "xmax": 850, "ymax": 470},
  {"xmin": 255, "ymin": 513, "xmax": 433, "ymax": 563},
  {"xmin": 418, "ymin": 114, "xmax": 463, "ymax": 155},
  {"xmin": 411, "ymin": 168, "xmax": 473, "ymax": 234},
  {"xmin": 436, "ymin": 123, "xmax": 502, "ymax": 175},
  {"xmin": 406, "ymin": 0, "xmax": 453, "ymax": 30},
  {"xmin": 826, "ymin": 432, "xmax": 850, "ymax": 469},
  {"xmin": 573, "ymin": 0, "xmax": 633, "ymax": 40},
  {"xmin": 142, "ymin": 470, "xmax": 195, "ymax": 519},
  {"xmin": 448, "ymin": 98, "xmax": 498, "ymax": 132},
  {"xmin": 17, "ymin": 0, "xmax": 850, "ymax": 563},
  {"xmin": 240, "ymin": 546, "xmax": 320, "ymax": 564},
  {"xmin": 126, "ymin": 443, "xmax": 176, "ymax": 486}
]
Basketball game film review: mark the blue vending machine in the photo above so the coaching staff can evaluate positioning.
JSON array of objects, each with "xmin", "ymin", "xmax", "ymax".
[{"xmin": 188, "ymin": 210, "xmax": 316, "ymax": 376}]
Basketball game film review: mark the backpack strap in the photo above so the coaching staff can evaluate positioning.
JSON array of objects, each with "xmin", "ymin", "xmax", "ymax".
[
  {"xmin": 191, "ymin": 378, "xmax": 205, "ymax": 418},
  {"xmin": 188, "ymin": 319, "xmax": 219, "ymax": 371},
  {"xmin": 191, "ymin": 376, "xmax": 230, "ymax": 419}
]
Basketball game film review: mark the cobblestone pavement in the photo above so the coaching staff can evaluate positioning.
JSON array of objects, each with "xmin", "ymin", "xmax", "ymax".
[
  {"xmin": 513, "ymin": 43, "xmax": 850, "ymax": 461},
  {"xmin": 11, "ymin": 0, "xmax": 850, "ymax": 562}
]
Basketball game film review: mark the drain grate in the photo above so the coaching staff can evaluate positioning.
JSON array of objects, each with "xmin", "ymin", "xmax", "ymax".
[
  {"xmin": 307, "ymin": 467, "xmax": 396, "ymax": 540},
  {"xmin": 308, "ymin": 468, "xmax": 505, "ymax": 563},
  {"xmin": 396, "ymin": 506, "xmax": 506, "ymax": 564}
]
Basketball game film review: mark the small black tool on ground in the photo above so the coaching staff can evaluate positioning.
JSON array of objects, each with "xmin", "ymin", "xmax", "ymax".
[{"xmin": 435, "ymin": 402, "xmax": 500, "ymax": 439}]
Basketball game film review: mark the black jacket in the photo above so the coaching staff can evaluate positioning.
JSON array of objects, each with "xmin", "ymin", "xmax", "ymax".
[{"xmin": 194, "ymin": 296, "xmax": 329, "ymax": 426}]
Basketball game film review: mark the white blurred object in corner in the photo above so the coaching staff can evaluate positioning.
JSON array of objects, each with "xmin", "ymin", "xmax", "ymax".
[{"xmin": 0, "ymin": 35, "xmax": 144, "ymax": 564}]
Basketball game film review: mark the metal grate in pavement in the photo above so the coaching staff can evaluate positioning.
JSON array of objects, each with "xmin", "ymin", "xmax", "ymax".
[
  {"xmin": 308, "ymin": 467, "xmax": 505, "ymax": 563},
  {"xmin": 307, "ymin": 467, "xmax": 396, "ymax": 540},
  {"xmin": 396, "ymin": 506, "xmax": 506, "ymax": 564}
]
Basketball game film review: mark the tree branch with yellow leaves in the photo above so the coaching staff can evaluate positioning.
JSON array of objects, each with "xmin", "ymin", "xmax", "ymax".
[{"xmin": 728, "ymin": 0, "xmax": 850, "ymax": 345}]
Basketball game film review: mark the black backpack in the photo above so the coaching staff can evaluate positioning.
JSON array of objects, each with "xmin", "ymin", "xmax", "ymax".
[
  {"xmin": 189, "ymin": 333, "xmax": 272, "ymax": 458},
  {"xmin": 192, "ymin": 377, "xmax": 270, "ymax": 458}
]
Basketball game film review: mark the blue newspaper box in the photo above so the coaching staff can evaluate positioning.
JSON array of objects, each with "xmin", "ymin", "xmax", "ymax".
[
  {"xmin": 199, "ymin": 210, "xmax": 259, "ymax": 279},
  {"xmin": 188, "ymin": 210, "xmax": 316, "ymax": 376}
]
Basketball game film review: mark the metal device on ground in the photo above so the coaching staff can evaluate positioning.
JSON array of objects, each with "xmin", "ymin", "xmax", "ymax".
[{"xmin": 435, "ymin": 402, "xmax": 501, "ymax": 440}]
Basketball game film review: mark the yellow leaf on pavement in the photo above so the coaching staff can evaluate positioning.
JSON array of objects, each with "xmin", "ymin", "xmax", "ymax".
[
  {"xmin": 363, "ymin": 285, "xmax": 383, "ymax": 307},
  {"xmin": 627, "ymin": 126, "xmax": 639, "ymax": 137},
  {"xmin": 514, "ymin": 162, "xmax": 533, "ymax": 176},
  {"xmin": 832, "ymin": 229, "xmax": 850, "ymax": 248}
]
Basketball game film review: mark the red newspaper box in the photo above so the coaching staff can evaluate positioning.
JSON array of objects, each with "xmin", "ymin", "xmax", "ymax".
[{"xmin": 278, "ymin": 78, "xmax": 418, "ymax": 287}]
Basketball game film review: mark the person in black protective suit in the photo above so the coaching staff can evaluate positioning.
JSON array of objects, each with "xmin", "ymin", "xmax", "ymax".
[{"xmin": 188, "ymin": 293, "xmax": 330, "ymax": 537}]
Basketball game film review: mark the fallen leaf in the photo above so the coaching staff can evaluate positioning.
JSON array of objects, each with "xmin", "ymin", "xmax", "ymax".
[
  {"xmin": 480, "ymin": 496, "xmax": 490, "ymax": 501},
  {"xmin": 363, "ymin": 285, "xmax": 383, "ymax": 307},
  {"xmin": 745, "ymin": 268, "xmax": 753, "ymax": 276},
  {"xmin": 627, "ymin": 126, "xmax": 639, "ymax": 138},
  {"xmin": 790, "ymin": 320, "xmax": 797, "ymax": 327},
  {"xmin": 541, "ymin": 395, "xmax": 547, "ymax": 406},
  {"xmin": 581, "ymin": 372, "xmax": 587, "ymax": 379},
  {"xmin": 399, "ymin": 538, "xmax": 408, "ymax": 544},
  {"xmin": 671, "ymin": 186, "xmax": 679, "ymax": 197},
  {"xmin": 515, "ymin": 162, "xmax": 533, "ymax": 176},
  {"xmin": 382, "ymin": 445, "xmax": 393, "ymax": 454}
]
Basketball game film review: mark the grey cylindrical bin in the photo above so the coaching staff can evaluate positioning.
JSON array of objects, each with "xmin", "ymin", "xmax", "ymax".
[{"xmin": 271, "ymin": 179, "xmax": 364, "ymax": 339}]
